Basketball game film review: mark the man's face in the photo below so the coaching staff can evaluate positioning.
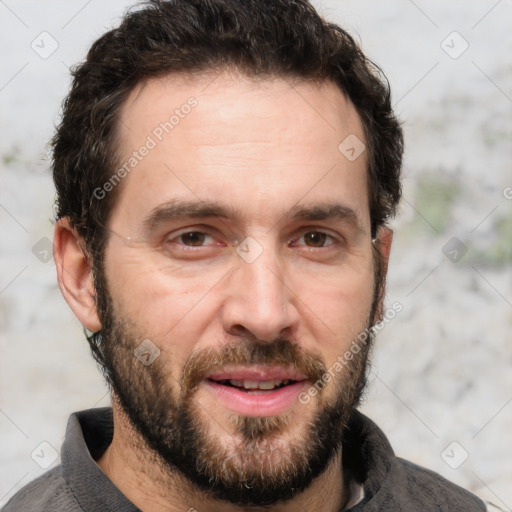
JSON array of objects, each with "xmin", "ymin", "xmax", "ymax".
[{"xmin": 97, "ymin": 72, "xmax": 379, "ymax": 505}]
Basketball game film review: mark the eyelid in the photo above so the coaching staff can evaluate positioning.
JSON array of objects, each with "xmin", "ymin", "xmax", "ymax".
[
  {"xmin": 162, "ymin": 226, "xmax": 228, "ymax": 252},
  {"xmin": 290, "ymin": 228, "xmax": 343, "ymax": 246},
  {"xmin": 167, "ymin": 230, "xmax": 214, "ymax": 243},
  {"xmin": 162, "ymin": 225, "xmax": 345, "ymax": 251}
]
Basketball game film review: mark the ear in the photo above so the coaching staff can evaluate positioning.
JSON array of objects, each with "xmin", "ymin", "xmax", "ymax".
[
  {"xmin": 53, "ymin": 218, "xmax": 101, "ymax": 332},
  {"xmin": 371, "ymin": 226, "xmax": 394, "ymax": 323},
  {"xmin": 375, "ymin": 225, "xmax": 393, "ymax": 274}
]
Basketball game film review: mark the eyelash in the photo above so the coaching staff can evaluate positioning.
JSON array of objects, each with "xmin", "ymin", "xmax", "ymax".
[
  {"xmin": 291, "ymin": 231, "xmax": 338, "ymax": 249},
  {"xmin": 169, "ymin": 231, "xmax": 219, "ymax": 251},
  {"xmin": 164, "ymin": 229, "xmax": 340, "ymax": 252}
]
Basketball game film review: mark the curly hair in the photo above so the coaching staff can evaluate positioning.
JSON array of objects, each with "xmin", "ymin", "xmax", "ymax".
[{"xmin": 51, "ymin": 0, "xmax": 403, "ymax": 367}]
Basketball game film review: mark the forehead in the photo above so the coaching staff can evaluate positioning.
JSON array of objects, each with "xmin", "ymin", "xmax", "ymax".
[{"xmin": 109, "ymin": 71, "xmax": 369, "ymax": 234}]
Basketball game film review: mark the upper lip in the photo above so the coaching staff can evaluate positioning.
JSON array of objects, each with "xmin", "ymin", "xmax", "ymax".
[{"xmin": 206, "ymin": 365, "xmax": 308, "ymax": 382}]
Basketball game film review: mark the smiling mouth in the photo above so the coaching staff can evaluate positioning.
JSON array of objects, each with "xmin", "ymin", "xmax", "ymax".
[
  {"xmin": 208, "ymin": 378, "xmax": 299, "ymax": 393},
  {"xmin": 202, "ymin": 366, "xmax": 310, "ymax": 416}
]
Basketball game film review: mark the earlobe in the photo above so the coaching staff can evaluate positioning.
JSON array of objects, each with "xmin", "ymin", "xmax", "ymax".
[{"xmin": 53, "ymin": 218, "xmax": 101, "ymax": 332}]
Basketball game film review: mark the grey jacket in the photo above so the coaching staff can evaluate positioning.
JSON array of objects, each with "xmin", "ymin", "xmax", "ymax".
[{"xmin": 2, "ymin": 407, "xmax": 491, "ymax": 511}]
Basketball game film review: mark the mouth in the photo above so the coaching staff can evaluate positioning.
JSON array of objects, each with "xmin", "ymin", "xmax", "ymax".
[
  {"xmin": 202, "ymin": 366, "xmax": 309, "ymax": 416},
  {"xmin": 208, "ymin": 378, "xmax": 299, "ymax": 393}
]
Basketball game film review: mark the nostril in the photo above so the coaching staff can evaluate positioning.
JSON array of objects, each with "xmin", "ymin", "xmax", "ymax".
[{"xmin": 226, "ymin": 324, "xmax": 252, "ymax": 338}]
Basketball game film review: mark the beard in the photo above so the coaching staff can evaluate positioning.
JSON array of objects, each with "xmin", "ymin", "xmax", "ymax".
[{"xmin": 91, "ymin": 246, "xmax": 385, "ymax": 507}]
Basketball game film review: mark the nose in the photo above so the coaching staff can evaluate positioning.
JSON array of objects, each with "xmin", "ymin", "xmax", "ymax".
[{"xmin": 221, "ymin": 241, "xmax": 300, "ymax": 342}]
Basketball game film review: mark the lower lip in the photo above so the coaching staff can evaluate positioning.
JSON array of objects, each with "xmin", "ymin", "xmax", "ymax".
[{"xmin": 203, "ymin": 380, "xmax": 308, "ymax": 416}]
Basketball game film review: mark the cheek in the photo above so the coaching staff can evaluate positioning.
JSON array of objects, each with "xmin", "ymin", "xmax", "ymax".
[
  {"xmin": 290, "ymin": 259, "xmax": 375, "ymax": 356},
  {"xmin": 104, "ymin": 249, "xmax": 225, "ymax": 341}
]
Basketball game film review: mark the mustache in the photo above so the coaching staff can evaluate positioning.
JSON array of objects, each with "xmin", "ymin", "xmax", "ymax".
[{"xmin": 180, "ymin": 338, "xmax": 327, "ymax": 394}]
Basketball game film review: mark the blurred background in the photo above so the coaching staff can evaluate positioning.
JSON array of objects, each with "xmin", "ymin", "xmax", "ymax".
[{"xmin": 1, "ymin": 0, "xmax": 511, "ymax": 508}]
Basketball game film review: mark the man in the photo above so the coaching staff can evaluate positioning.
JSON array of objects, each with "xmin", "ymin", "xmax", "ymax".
[{"xmin": 3, "ymin": 0, "xmax": 493, "ymax": 510}]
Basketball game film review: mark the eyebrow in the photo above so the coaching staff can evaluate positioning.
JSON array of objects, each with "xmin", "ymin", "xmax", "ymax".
[
  {"xmin": 283, "ymin": 203, "xmax": 364, "ymax": 232},
  {"xmin": 142, "ymin": 198, "xmax": 365, "ymax": 234},
  {"xmin": 142, "ymin": 199, "xmax": 239, "ymax": 232}
]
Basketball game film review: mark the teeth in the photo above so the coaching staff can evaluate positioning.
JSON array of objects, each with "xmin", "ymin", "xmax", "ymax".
[
  {"xmin": 229, "ymin": 379, "xmax": 286, "ymax": 390},
  {"xmin": 258, "ymin": 380, "xmax": 280, "ymax": 390},
  {"xmin": 242, "ymin": 380, "xmax": 258, "ymax": 389}
]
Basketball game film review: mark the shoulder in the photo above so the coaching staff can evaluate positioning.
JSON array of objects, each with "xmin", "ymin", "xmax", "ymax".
[
  {"xmin": 1, "ymin": 466, "xmax": 82, "ymax": 512},
  {"xmin": 393, "ymin": 457, "xmax": 487, "ymax": 511},
  {"xmin": 344, "ymin": 412, "xmax": 491, "ymax": 511}
]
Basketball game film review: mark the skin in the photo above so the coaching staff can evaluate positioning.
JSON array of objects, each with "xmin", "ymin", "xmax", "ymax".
[{"xmin": 54, "ymin": 71, "xmax": 393, "ymax": 512}]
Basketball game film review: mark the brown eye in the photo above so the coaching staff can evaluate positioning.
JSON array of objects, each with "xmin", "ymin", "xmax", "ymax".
[
  {"xmin": 303, "ymin": 231, "xmax": 328, "ymax": 247},
  {"xmin": 179, "ymin": 232, "xmax": 208, "ymax": 246}
]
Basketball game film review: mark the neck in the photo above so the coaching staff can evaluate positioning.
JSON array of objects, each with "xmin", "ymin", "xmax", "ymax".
[{"xmin": 96, "ymin": 400, "xmax": 349, "ymax": 512}]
